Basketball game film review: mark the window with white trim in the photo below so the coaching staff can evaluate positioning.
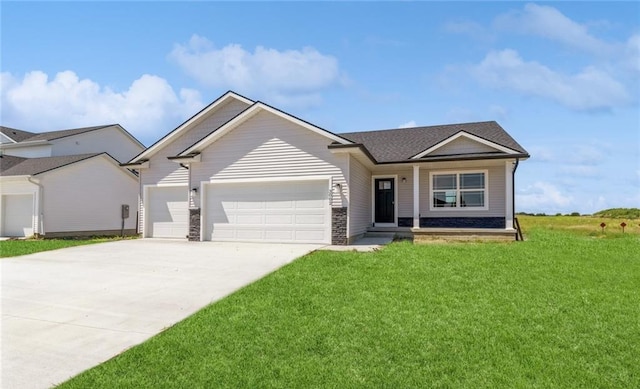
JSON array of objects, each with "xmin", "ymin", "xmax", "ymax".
[{"xmin": 430, "ymin": 171, "xmax": 488, "ymax": 210}]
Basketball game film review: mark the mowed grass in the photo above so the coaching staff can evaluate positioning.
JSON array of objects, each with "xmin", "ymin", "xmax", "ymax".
[
  {"xmin": 0, "ymin": 237, "xmax": 129, "ymax": 258},
  {"xmin": 60, "ymin": 225, "xmax": 639, "ymax": 388}
]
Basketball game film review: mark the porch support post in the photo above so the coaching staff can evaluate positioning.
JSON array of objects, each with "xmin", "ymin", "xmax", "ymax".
[
  {"xmin": 505, "ymin": 160, "xmax": 514, "ymax": 229},
  {"xmin": 413, "ymin": 165, "xmax": 420, "ymax": 228}
]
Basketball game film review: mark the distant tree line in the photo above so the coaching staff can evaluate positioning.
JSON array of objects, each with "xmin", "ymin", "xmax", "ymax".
[{"xmin": 517, "ymin": 208, "xmax": 640, "ymax": 218}]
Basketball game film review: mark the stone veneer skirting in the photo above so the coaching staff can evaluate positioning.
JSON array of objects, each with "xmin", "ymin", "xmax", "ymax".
[
  {"xmin": 420, "ymin": 217, "xmax": 506, "ymax": 229},
  {"xmin": 189, "ymin": 208, "xmax": 201, "ymax": 241},
  {"xmin": 396, "ymin": 217, "xmax": 506, "ymax": 229},
  {"xmin": 331, "ymin": 207, "xmax": 348, "ymax": 245}
]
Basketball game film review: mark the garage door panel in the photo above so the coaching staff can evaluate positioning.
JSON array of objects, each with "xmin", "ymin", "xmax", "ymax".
[
  {"xmin": 205, "ymin": 180, "xmax": 330, "ymax": 244},
  {"xmin": 2, "ymin": 194, "xmax": 34, "ymax": 237},
  {"xmin": 147, "ymin": 186, "xmax": 188, "ymax": 238}
]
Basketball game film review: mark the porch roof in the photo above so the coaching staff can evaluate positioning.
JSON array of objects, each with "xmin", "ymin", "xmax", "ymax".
[{"xmin": 338, "ymin": 121, "xmax": 528, "ymax": 163}]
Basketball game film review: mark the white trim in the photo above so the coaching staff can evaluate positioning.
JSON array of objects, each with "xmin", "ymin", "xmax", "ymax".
[
  {"xmin": 129, "ymin": 92, "xmax": 253, "ymax": 162},
  {"xmin": 413, "ymin": 165, "xmax": 420, "ymax": 228},
  {"xmin": 371, "ymin": 174, "xmax": 398, "ymax": 227},
  {"xmin": 429, "ymin": 169, "xmax": 489, "ymax": 211},
  {"xmin": 179, "ymin": 103, "xmax": 352, "ymax": 156},
  {"xmin": 208, "ymin": 175, "xmax": 334, "ymax": 185},
  {"xmin": 142, "ymin": 183, "xmax": 189, "ymax": 238},
  {"xmin": 169, "ymin": 154, "xmax": 201, "ymax": 163},
  {"xmin": 411, "ymin": 131, "xmax": 520, "ymax": 159}
]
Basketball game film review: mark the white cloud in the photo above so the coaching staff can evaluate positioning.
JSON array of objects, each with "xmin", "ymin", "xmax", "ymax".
[
  {"xmin": 471, "ymin": 49, "xmax": 630, "ymax": 111},
  {"xmin": 444, "ymin": 20, "xmax": 494, "ymax": 42},
  {"xmin": 558, "ymin": 165, "xmax": 601, "ymax": 178},
  {"xmin": 494, "ymin": 3, "xmax": 613, "ymax": 55},
  {"xmin": 0, "ymin": 71, "xmax": 203, "ymax": 145},
  {"xmin": 169, "ymin": 35, "xmax": 341, "ymax": 107},
  {"xmin": 568, "ymin": 144, "xmax": 605, "ymax": 165},
  {"xmin": 517, "ymin": 181, "xmax": 573, "ymax": 213},
  {"xmin": 399, "ymin": 120, "xmax": 417, "ymax": 128}
]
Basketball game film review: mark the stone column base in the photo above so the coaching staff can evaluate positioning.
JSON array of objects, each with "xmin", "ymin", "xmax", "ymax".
[
  {"xmin": 331, "ymin": 207, "xmax": 347, "ymax": 245},
  {"xmin": 189, "ymin": 208, "xmax": 201, "ymax": 241}
]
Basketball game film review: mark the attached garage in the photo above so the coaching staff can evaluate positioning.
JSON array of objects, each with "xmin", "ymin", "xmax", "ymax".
[
  {"xmin": 1, "ymin": 194, "xmax": 34, "ymax": 237},
  {"xmin": 203, "ymin": 180, "xmax": 331, "ymax": 244},
  {"xmin": 145, "ymin": 185, "xmax": 188, "ymax": 238}
]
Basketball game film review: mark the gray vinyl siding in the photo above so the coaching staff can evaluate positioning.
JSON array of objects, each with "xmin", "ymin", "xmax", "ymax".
[
  {"xmin": 348, "ymin": 156, "xmax": 371, "ymax": 238},
  {"xmin": 191, "ymin": 110, "xmax": 347, "ymax": 207},
  {"xmin": 142, "ymin": 99, "xmax": 250, "ymax": 187},
  {"xmin": 419, "ymin": 165, "xmax": 505, "ymax": 217},
  {"xmin": 430, "ymin": 136, "xmax": 497, "ymax": 156},
  {"xmin": 140, "ymin": 98, "xmax": 250, "ymax": 233},
  {"xmin": 395, "ymin": 168, "xmax": 414, "ymax": 218}
]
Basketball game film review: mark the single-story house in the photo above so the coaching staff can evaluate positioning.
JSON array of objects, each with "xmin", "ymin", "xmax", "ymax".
[
  {"xmin": 0, "ymin": 125, "xmax": 144, "ymax": 237},
  {"xmin": 123, "ymin": 91, "xmax": 529, "ymax": 244}
]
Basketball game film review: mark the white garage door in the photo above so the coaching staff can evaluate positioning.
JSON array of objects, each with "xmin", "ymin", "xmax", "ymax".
[
  {"xmin": 146, "ymin": 186, "xmax": 188, "ymax": 238},
  {"xmin": 2, "ymin": 194, "xmax": 34, "ymax": 237},
  {"xmin": 204, "ymin": 180, "xmax": 330, "ymax": 244}
]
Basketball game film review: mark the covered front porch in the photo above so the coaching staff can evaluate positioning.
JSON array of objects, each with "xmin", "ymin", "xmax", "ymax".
[{"xmin": 364, "ymin": 158, "xmax": 520, "ymax": 241}]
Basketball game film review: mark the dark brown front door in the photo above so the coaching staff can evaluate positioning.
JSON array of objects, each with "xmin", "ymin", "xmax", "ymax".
[{"xmin": 375, "ymin": 178, "xmax": 394, "ymax": 224}]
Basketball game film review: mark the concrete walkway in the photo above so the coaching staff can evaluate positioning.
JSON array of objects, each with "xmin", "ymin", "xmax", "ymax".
[
  {"xmin": 321, "ymin": 234, "xmax": 395, "ymax": 252},
  {"xmin": 1, "ymin": 240, "xmax": 321, "ymax": 389}
]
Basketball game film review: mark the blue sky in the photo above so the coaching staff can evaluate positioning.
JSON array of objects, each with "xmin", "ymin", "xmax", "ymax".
[{"xmin": 2, "ymin": 1, "xmax": 638, "ymax": 214}]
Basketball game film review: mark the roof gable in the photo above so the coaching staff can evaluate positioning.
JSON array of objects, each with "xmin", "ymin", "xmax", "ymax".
[
  {"xmin": 128, "ymin": 91, "xmax": 254, "ymax": 163},
  {"xmin": 177, "ymin": 101, "xmax": 352, "ymax": 157},
  {"xmin": 0, "ymin": 126, "xmax": 36, "ymax": 142},
  {"xmin": 412, "ymin": 131, "xmax": 521, "ymax": 159}
]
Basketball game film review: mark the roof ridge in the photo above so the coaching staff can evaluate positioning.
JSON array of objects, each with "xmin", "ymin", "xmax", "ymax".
[{"xmin": 339, "ymin": 120, "xmax": 498, "ymax": 136}]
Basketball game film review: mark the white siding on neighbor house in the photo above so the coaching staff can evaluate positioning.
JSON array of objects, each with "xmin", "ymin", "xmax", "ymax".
[
  {"xmin": 2, "ymin": 144, "xmax": 53, "ymax": 158},
  {"xmin": 0, "ymin": 179, "xmax": 40, "ymax": 236},
  {"xmin": 348, "ymin": 156, "xmax": 372, "ymax": 238},
  {"xmin": 141, "ymin": 99, "xmax": 250, "ymax": 187},
  {"xmin": 429, "ymin": 136, "xmax": 498, "ymax": 156},
  {"xmin": 419, "ymin": 164, "xmax": 505, "ymax": 217},
  {"xmin": 52, "ymin": 126, "xmax": 144, "ymax": 163},
  {"xmin": 191, "ymin": 110, "xmax": 348, "ymax": 207},
  {"xmin": 40, "ymin": 156, "xmax": 138, "ymax": 233}
]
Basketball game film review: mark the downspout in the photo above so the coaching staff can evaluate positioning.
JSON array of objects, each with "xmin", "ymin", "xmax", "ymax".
[
  {"xmin": 512, "ymin": 158, "xmax": 520, "ymax": 224},
  {"xmin": 27, "ymin": 177, "xmax": 44, "ymax": 237}
]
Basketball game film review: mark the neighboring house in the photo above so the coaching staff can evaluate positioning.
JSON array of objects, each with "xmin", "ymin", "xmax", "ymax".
[
  {"xmin": 0, "ymin": 125, "xmax": 144, "ymax": 237},
  {"xmin": 0, "ymin": 124, "xmax": 143, "ymax": 163},
  {"xmin": 124, "ymin": 91, "xmax": 529, "ymax": 244}
]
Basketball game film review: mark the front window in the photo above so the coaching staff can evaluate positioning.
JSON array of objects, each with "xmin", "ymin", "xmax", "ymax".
[{"xmin": 431, "ymin": 171, "xmax": 487, "ymax": 210}]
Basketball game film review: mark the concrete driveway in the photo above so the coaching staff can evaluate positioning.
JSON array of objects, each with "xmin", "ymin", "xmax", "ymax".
[{"xmin": 1, "ymin": 239, "xmax": 322, "ymax": 389}]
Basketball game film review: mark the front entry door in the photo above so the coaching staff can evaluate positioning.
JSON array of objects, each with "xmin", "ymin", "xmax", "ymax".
[{"xmin": 375, "ymin": 178, "xmax": 395, "ymax": 224}]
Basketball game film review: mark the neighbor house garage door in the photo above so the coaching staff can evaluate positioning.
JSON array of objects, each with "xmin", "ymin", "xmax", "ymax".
[
  {"xmin": 2, "ymin": 194, "xmax": 34, "ymax": 237},
  {"xmin": 203, "ymin": 180, "xmax": 330, "ymax": 244},
  {"xmin": 146, "ymin": 186, "xmax": 188, "ymax": 238}
]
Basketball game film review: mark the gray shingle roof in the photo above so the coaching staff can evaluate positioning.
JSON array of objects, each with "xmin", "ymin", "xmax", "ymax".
[
  {"xmin": 18, "ymin": 125, "xmax": 115, "ymax": 142},
  {"xmin": 0, "ymin": 153, "xmax": 101, "ymax": 176},
  {"xmin": 338, "ymin": 121, "xmax": 528, "ymax": 163},
  {"xmin": 0, "ymin": 126, "xmax": 37, "ymax": 142}
]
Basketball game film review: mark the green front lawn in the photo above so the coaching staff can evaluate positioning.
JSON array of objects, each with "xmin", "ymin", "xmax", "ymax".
[
  {"xmin": 0, "ymin": 237, "xmax": 129, "ymax": 258},
  {"xmin": 59, "ymin": 226, "xmax": 639, "ymax": 388}
]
